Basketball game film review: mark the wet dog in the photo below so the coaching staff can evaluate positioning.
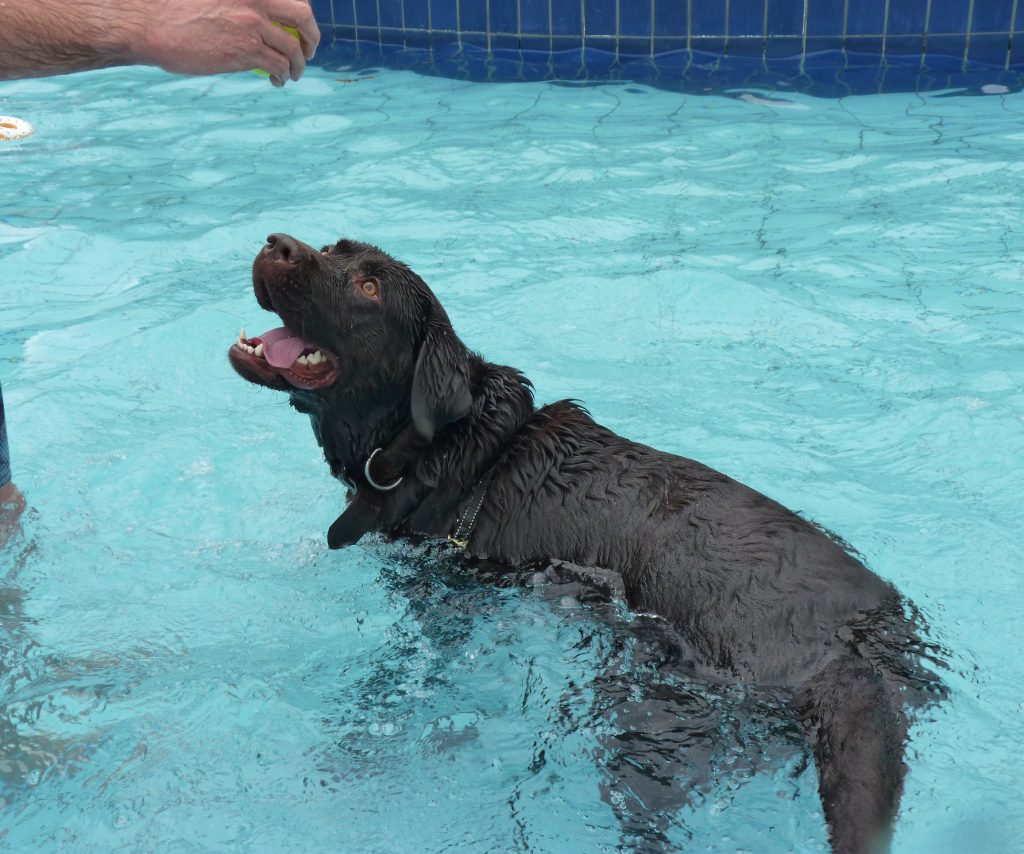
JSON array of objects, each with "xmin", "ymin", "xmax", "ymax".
[{"xmin": 229, "ymin": 234, "xmax": 941, "ymax": 853}]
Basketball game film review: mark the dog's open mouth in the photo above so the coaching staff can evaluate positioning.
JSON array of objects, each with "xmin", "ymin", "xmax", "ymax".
[{"xmin": 231, "ymin": 325, "xmax": 339, "ymax": 390}]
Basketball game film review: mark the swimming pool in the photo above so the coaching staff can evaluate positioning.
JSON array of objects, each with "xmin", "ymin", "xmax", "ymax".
[{"xmin": 1, "ymin": 65, "xmax": 1023, "ymax": 852}]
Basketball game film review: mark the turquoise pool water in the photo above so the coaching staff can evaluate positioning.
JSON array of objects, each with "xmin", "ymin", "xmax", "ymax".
[{"xmin": 1, "ymin": 67, "xmax": 1022, "ymax": 852}]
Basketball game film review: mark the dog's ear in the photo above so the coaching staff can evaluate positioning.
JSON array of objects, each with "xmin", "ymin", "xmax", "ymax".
[{"xmin": 411, "ymin": 312, "xmax": 472, "ymax": 440}]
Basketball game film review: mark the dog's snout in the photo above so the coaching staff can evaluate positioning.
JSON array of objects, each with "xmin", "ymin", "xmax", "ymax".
[{"xmin": 265, "ymin": 233, "xmax": 307, "ymax": 264}]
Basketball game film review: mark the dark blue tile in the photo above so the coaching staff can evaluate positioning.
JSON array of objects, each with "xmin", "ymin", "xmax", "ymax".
[
  {"xmin": 806, "ymin": 0, "xmax": 844, "ymax": 36},
  {"xmin": 846, "ymin": 2, "xmax": 885, "ymax": 35},
  {"xmin": 378, "ymin": 0, "xmax": 403, "ymax": 29},
  {"xmin": 520, "ymin": 0, "xmax": 550, "ymax": 34},
  {"xmin": 927, "ymin": 0, "xmax": 971, "ymax": 34},
  {"xmin": 461, "ymin": 29, "xmax": 489, "ymax": 47},
  {"xmin": 404, "ymin": 0, "xmax": 429, "ymax": 29},
  {"xmin": 551, "ymin": 0, "xmax": 583, "ymax": 35},
  {"xmin": 330, "ymin": 3, "xmax": 354, "ymax": 26},
  {"xmin": 585, "ymin": 0, "xmax": 617, "ymax": 36},
  {"xmin": 804, "ymin": 36, "xmax": 843, "ymax": 55},
  {"xmin": 651, "ymin": 36, "xmax": 688, "ymax": 53},
  {"xmin": 689, "ymin": 36, "xmax": 726, "ymax": 55},
  {"xmin": 886, "ymin": 0, "xmax": 928, "ymax": 35},
  {"xmin": 490, "ymin": 33, "xmax": 521, "ymax": 49},
  {"xmin": 693, "ymin": 1, "xmax": 729, "ymax": 37},
  {"xmin": 354, "ymin": 0, "xmax": 379, "ymax": 30},
  {"xmin": 968, "ymin": 33, "xmax": 1010, "ymax": 65},
  {"xmin": 845, "ymin": 35, "xmax": 886, "ymax": 56},
  {"xmin": 885, "ymin": 34, "xmax": 926, "ymax": 57},
  {"xmin": 486, "ymin": 53, "xmax": 524, "ymax": 77},
  {"xmin": 432, "ymin": 0, "xmax": 459, "ymax": 31},
  {"xmin": 877, "ymin": 61, "xmax": 925, "ymax": 90},
  {"xmin": 1014, "ymin": 36, "xmax": 1024, "ymax": 72},
  {"xmin": 621, "ymin": 1, "xmax": 652, "ymax": 36},
  {"xmin": 654, "ymin": 0, "xmax": 689, "ymax": 37},
  {"xmin": 617, "ymin": 53, "xmax": 658, "ymax": 77},
  {"xmin": 926, "ymin": 33, "xmax": 968, "ymax": 59},
  {"xmin": 490, "ymin": 1, "xmax": 519, "ymax": 33},
  {"xmin": 765, "ymin": 0, "xmax": 803, "ymax": 36},
  {"xmin": 402, "ymin": 27, "xmax": 433, "ymax": 47},
  {"xmin": 550, "ymin": 49, "xmax": 588, "ymax": 75},
  {"xmin": 550, "ymin": 34, "xmax": 582, "ymax": 50},
  {"xmin": 726, "ymin": 35, "xmax": 765, "ymax": 56},
  {"xmin": 584, "ymin": 34, "xmax": 619, "ymax": 52},
  {"xmin": 519, "ymin": 33, "xmax": 553, "ymax": 50},
  {"xmin": 651, "ymin": 49, "xmax": 687, "ymax": 75},
  {"xmin": 460, "ymin": 0, "xmax": 488, "ymax": 32},
  {"xmin": 581, "ymin": 45, "xmax": 618, "ymax": 69},
  {"xmin": 456, "ymin": 45, "xmax": 487, "ymax": 74},
  {"xmin": 378, "ymin": 26, "xmax": 403, "ymax": 43},
  {"xmin": 619, "ymin": 36, "xmax": 653, "ymax": 55},
  {"xmin": 729, "ymin": 0, "xmax": 765, "ymax": 38},
  {"xmin": 970, "ymin": 0, "xmax": 1015, "ymax": 33},
  {"xmin": 764, "ymin": 35, "xmax": 802, "ymax": 57},
  {"xmin": 838, "ymin": 62, "xmax": 884, "ymax": 90},
  {"xmin": 310, "ymin": 0, "xmax": 334, "ymax": 23}
]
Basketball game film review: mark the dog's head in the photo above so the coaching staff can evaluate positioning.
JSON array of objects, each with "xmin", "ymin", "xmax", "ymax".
[{"xmin": 229, "ymin": 234, "xmax": 473, "ymax": 463}]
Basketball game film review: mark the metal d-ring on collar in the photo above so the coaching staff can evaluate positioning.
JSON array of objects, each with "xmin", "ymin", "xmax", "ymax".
[{"xmin": 364, "ymin": 447, "xmax": 403, "ymax": 491}]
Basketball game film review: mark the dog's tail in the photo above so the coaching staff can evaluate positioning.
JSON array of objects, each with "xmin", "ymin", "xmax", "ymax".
[{"xmin": 797, "ymin": 653, "xmax": 908, "ymax": 854}]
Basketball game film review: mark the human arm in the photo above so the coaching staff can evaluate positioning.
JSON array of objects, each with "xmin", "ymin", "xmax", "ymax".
[{"xmin": 0, "ymin": 0, "xmax": 319, "ymax": 86}]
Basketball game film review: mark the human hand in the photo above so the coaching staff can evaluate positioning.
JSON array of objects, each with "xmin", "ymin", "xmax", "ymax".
[
  {"xmin": 131, "ymin": 0, "xmax": 320, "ymax": 86},
  {"xmin": 0, "ymin": 481, "xmax": 25, "ymax": 548}
]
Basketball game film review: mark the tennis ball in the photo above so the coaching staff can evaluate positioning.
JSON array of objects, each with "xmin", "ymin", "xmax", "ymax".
[{"xmin": 253, "ymin": 23, "xmax": 302, "ymax": 77}]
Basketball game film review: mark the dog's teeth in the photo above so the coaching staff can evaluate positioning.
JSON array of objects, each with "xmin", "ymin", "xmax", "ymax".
[
  {"xmin": 254, "ymin": 343, "xmax": 264, "ymax": 358},
  {"xmin": 296, "ymin": 355, "xmax": 308, "ymax": 365},
  {"xmin": 239, "ymin": 326, "xmax": 246, "ymax": 341},
  {"xmin": 309, "ymin": 351, "xmax": 322, "ymax": 365}
]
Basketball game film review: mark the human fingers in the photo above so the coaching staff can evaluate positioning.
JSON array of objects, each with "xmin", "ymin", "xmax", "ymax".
[
  {"xmin": 253, "ymin": 40, "xmax": 291, "ymax": 87},
  {"xmin": 267, "ymin": 0, "xmax": 321, "ymax": 60},
  {"xmin": 260, "ymin": 18, "xmax": 303, "ymax": 80}
]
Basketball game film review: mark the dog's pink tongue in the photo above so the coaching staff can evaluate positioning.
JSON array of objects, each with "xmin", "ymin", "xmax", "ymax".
[{"xmin": 257, "ymin": 327, "xmax": 310, "ymax": 369}]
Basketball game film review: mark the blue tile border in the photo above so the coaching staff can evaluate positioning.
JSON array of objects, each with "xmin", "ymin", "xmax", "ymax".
[{"xmin": 311, "ymin": 0, "xmax": 1024, "ymax": 94}]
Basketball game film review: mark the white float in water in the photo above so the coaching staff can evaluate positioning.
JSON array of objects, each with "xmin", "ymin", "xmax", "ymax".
[{"xmin": 0, "ymin": 116, "xmax": 33, "ymax": 141}]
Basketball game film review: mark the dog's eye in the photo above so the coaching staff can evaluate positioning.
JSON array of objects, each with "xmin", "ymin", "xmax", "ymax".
[{"xmin": 361, "ymin": 278, "xmax": 379, "ymax": 298}]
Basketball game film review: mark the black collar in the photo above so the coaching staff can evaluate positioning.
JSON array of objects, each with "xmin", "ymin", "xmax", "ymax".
[
  {"xmin": 327, "ymin": 421, "xmax": 425, "ymax": 549},
  {"xmin": 327, "ymin": 420, "xmax": 502, "ymax": 552},
  {"xmin": 447, "ymin": 467, "xmax": 495, "ymax": 550}
]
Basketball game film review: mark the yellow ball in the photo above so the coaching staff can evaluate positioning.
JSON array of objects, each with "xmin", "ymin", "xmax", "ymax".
[{"xmin": 253, "ymin": 23, "xmax": 302, "ymax": 77}]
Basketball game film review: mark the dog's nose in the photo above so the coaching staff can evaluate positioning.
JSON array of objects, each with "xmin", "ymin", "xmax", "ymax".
[{"xmin": 264, "ymin": 233, "xmax": 307, "ymax": 264}]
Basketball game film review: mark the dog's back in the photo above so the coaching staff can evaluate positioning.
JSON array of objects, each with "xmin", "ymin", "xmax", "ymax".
[{"xmin": 465, "ymin": 399, "xmax": 931, "ymax": 853}]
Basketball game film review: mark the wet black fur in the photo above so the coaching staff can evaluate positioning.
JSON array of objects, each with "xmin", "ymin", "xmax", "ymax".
[{"xmin": 233, "ymin": 235, "xmax": 943, "ymax": 854}]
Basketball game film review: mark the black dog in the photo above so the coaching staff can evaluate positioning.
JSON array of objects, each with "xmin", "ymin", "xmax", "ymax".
[{"xmin": 229, "ymin": 234, "xmax": 940, "ymax": 854}]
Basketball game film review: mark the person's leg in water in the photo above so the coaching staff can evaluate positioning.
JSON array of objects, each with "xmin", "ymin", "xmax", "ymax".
[{"xmin": 0, "ymin": 380, "xmax": 26, "ymax": 545}]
